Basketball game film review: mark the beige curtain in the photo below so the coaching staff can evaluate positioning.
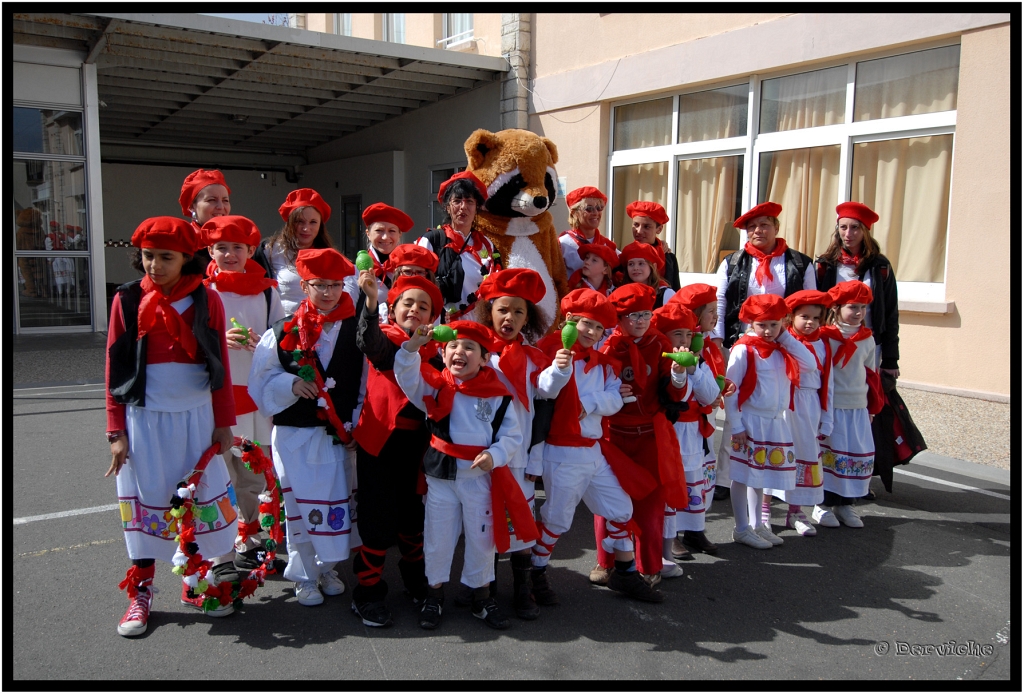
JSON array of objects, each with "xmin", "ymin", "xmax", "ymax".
[
  {"xmin": 851, "ymin": 135, "xmax": 952, "ymax": 283},
  {"xmin": 761, "ymin": 145, "xmax": 841, "ymax": 259},
  {"xmin": 613, "ymin": 98, "xmax": 673, "ymax": 151},
  {"xmin": 762, "ymin": 66, "xmax": 847, "ymax": 133},
  {"xmin": 675, "ymin": 156, "xmax": 741, "ymax": 273},
  {"xmin": 678, "ymin": 84, "xmax": 747, "ymax": 143},
  {"xmin": 855, "ymin": 45, "xmax": 959, "ymax": 121},
  {"xmin": 611, "ymin": 162, "xmax": 668, "ymax": 248}
]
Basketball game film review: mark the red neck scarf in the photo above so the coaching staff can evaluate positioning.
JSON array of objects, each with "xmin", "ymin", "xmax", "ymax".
[
  {"xmin": 137, "ymin": 274, "xmax": 204, "ymax": 358},
  {"xmin": 566, "ymin": 227, "xmax": 615, "ymax": 248},
  {"xmin": 649, "ymin": 239, "xmax": 667, "ymax": 263},
  {"xmin": 568, "ymin": 268, "xmax": 612, "ymax": 295},
  {"xmin": 820, "ymin": 324, "xmax": 872, "ymax": 368},
  {"xmin": 788, "ymin": 327, "xmax": 833, "ymax": 410},
  {"xmin": 744, "ymin": 238, "xmax": 788, "ymax": 287},
  {"xmin": 369, "ymin": 246, "xmax": 390, "ymax": 282},
  {"xmin": 286, "ymin": 296, "xmax": 355, "ymax": 352},
  {"xmin": 420, "ymin": 364, "xmax": 510, "ymax": 421},
  {"xmin": 381, "ymin": 323, "xmax": 440, "ymax": 362},
  {"xmin": 443, "ymin": 225, "xmax": 490, "ymax": 267},
  {"xmin": 603, "ymin": 327, "xmax": 658, "ymax": 399},
  {"xmin": 839, "ymin": 248, "xmax": 861, "ymax": 267},
  {"xmin": 701, "ymin": 333, "xmax": 727, "ymax": 379},
  {"xmin": 496, "ymin": 336, "xmax": 552, "ymax": 410},
  {"xmin": 734, "ymin": 334, "xmax": 800, "ymax": 411},
  {"xmin": 204, "ymin": 259, "xmax": 278, "ymax": 295}
]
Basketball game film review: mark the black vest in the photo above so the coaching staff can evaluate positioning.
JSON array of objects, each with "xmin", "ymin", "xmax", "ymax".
[
  {"xmin": 107, "ymin": 279, "xmax": 225, "ymax": 407},
  {"xmin": 271, "ymin": 315, "xmax": 364, "ymax": 437},
  {"xmin": 723, "ymin": 248, "xmax": 810, "ymax": 348},
  {"xmin": 423, "ymin": 395, "xmax": 512, "ymax": 480}
]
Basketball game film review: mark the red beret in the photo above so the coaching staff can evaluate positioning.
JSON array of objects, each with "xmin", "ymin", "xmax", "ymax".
[
  {"xmin": 388, "ymin": 275, "xmax": 444, "ymax": 322},
  {"xmin": 577, "ymin": 243, "xmax": 619, "ymax": 269},
  {"xmin": 734, "ymin": 201, "xmax": 782, "ymax": 229},
  {"xmin": 279, "ymin": 188, "xmax": 331, "ymax": 223},
  {"xmin": 608, "ymin": 283, "xmax": 656, "ymax": 317},
  {"xmin": 619, "ymin": 241, "xmax": 665, "ymax": 274},
  {"xmin": 561, "ymin": 288, "xmax": 617, "ymax": 329},
  {"xmin": 131, "ymin": 216, "xmax": 199, "ymax": 255},
  {"xmin": 739, "ymin": 293, "xmax": 789, "ymax": 324},
  {"xmin": 653, "ymin": 302, "xmax": 699, "ymax": 333},
  {"xmin": 384, "ymin": 243, "xmax": 439, "ymax": 274},
  {"xmin": 445, "ymin": 320, "xmax": 499, "ymax": 353},
  {"xmin": 836, "ymin": 201, "xmax": 879, "ymax": 228},
  {"xmin": 201, "ymin": 215, "xmax": 261, "ymax": 247},
  {"xmin": 362, "ymin": 202, "xmax": 414, "ymax": 233},
  {"xmin": 670, "ymin": 283, "xmax": 717, "ymax": 312},
  {"xmin": 828, "ymin": 280, "xmax": 873, "ymax": 307},
  {"xmin": 438, "ymin": 170, "xmax": 488, "ymax": 205},
  {"xmin": 295, "ymin": 248, "xmax": 353, "ymax": 281},
  {"xmin": 566, "ymin": 186, "xmax": 607, "ymax": 208},
  {"xmin": 476, "ymin": 268, "xmax": 546, "ymax": 306},
  {"xmin": 625, "ymin": 200, "xmax": 669, "ymax": 226},
  {"xmin": 785, "ymin": 289, "xmax": 833, "ymax": 313},
  {"xmin": 179, "ymin": 169, "xmax": 230, "ymax": 217}
]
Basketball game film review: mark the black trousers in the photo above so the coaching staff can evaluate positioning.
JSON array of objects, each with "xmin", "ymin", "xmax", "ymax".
[{"xmin": 823, "ymin": 490, "xmax": 854, "ymax": 507}]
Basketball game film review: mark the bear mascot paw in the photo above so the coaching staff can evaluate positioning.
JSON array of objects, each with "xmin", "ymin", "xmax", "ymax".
[{"xmin": 464, "ymin": 128, "xmax": 568, "ymax": 334}]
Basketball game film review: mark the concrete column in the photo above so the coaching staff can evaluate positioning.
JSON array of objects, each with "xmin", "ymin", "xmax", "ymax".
[{"xmin": 500, "ymin": 13, "xmax": 530, "ymax": 130}]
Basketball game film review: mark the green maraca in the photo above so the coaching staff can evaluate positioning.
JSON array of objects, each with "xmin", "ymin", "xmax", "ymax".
[
  {"xmin": 561, "ymin": 320, "xmax": 578, "ymax": 350},
  {"xmin": 355, "ymin": 250, "xmax": 374, "ymax": 273},
  {"xmin": 690, "ymin": 333, "xmax": 704, "ymax": 353},
  {"xmin": 230, "ymin": 316, "xmax": 248, "ymax": 345},
  {"xmin": 432, "ymin": 325, "xmax": 457, "ymax": 343},
  {"xmin": 715, "ymin": 374, "xmax": 726, "ymax": 392},
  {"xmin": 662, "ymin": 351, "xmax": 698, "ymax": 368}
]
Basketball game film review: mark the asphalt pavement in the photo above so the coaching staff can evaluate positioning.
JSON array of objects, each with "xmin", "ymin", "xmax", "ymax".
[{"xmin": 11, "ymin": 381, "xmax": 1014, "ymax": 684}]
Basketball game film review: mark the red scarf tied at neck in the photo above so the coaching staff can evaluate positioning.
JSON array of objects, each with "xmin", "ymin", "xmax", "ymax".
[
  {"xmin": 788, "ymin": 327, "xmax": 833, "ymax": 411},
  {"xmin": 744, "ymin": 238, "xmax": 789, "ymax": 288},
  {"xmin": 819, "ymin": 325, "xmax": 872, "ymax": 368},
  {"xmin": 734, "ymin": 334, "xmax": 801, "ymax": 411},
  {"xmin": 282, "ymin": 296, "xmax": 355, "ymax": 352},
  {"xmin": 496, "ymin": 336, "xmax": 552, "ymax": 411},
  {"xmin": 137, "ymin": 274, "xmax": 204, "ymax": 358},
  {"xmin": 420, "ymin": 364, "xmax": 510, "ymax": 421},
  {"xmin": 204, "ymin": 259, "xmax": 278, "ymax": 295}
]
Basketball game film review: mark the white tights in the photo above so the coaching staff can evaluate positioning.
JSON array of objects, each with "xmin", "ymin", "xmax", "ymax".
[{"xmin": 730, "ymin": 481, "xmax": 764, "ymax": 533}]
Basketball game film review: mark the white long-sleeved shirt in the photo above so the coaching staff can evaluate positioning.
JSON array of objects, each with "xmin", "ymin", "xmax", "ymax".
[
  {"xmin": 209, "ymin": 284, "xmax": 286, "ymax": 390},
  {"xmin": 543, "ymin": 358, "xmax": 623, "ymax": 464},
  {"xmin": 393, "ymin": 346, "xmax": 522, "ymax": 478},
  {"xmin": 712, "ymin": 252, "xmax": 817, "ymax": 341},
  {"xmin": 827, "ymin": 322, "xmax": 874, "ymax": 411}
]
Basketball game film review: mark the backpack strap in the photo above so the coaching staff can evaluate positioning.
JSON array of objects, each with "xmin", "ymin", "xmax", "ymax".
[{"xmin": 490, "ymin": 395, "xmax": 513, "ymax": 445}]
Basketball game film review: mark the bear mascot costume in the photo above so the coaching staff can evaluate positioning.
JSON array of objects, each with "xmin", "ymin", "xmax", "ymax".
[{"xmin": 463, "ymin": 128, "xmax": 568, "ymax": 333}]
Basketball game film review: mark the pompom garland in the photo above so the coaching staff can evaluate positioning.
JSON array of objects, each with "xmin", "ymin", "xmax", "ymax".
[
  {"xmin": 278, "ymin": 320, "xmax": 353, "ymax": 445},
  {"xmin": 234, "ymin": 437, "xmax": 286, "ymax": 567}
]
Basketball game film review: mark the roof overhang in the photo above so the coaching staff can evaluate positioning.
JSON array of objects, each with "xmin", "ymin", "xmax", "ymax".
[{"xmin": 13, "ymin": 12, "xmax": 508, "ymax": 169}]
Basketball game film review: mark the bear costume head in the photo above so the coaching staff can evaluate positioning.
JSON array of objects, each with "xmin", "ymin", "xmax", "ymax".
[{"xmin": 463, "ymin": 128, "xmax": 568, "ymax": 334}]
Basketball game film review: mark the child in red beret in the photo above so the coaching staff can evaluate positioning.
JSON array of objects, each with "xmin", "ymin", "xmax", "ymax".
[
  {"xmin": 626, "ymin": 200, "xmax": 680, "ymax": 291},
  {"xmin": 619, "ymin": 241, "xmax": 675, "ymax": 308},
  {"xmin": 813, "ymin": 280, "xmax": 883, "ymax": 528},
  {"xmin": 529, "ymin": 289, "xmax": 659, "ymax": 604},
  {"xmin": 106, "ymin": 217, "xmax": 239, "ymax": 636},
  {"xmin": 763, "ymin": 290, "xmax": 835, "ymax": 537},
  {"xmin": 723, "ymin": 293, "xmax": 816, "ymax": 549},
  {"xmin": 201, "ymin": 215, "xmax": 287, "ymax": 571},
  {"xmin": 568, "ymin": 243, "xmax": 618, "ymax": 296},
  {"xmin": 248, "ymin": 248, "xmax": 364, "ymax": 608}
]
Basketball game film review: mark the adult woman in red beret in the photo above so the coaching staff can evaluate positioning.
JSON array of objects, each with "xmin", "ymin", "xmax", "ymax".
[
  {"xmin": 814, "ymin": 202, "xmax": 899, "ymax": 379},
  {"xmin": 710, "ymin": 201, "xmax": 816, "ymax": 500},
  {"xmin": 625, "ymin": 201, "xmax": 679, "ymax": 291},
  {"xmin": 559, "ymin": 186, "xmax": 618, "ymax": 277},
  {"xmin": 179, "ymin": 169, "xmax": 232, "ymax": 269},
  {"xmin": 254, "ymin": 188, "xmax": 337, "ymax": 315}
]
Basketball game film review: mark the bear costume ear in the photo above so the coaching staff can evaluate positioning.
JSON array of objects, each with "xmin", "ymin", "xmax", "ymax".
[
  {"xmin": 465, "ymin": 129, "xmax": 501, "ymax": 170},
  {"xmin": 541, "ymin": 137, "xmax": 558, "ymax": 166}
]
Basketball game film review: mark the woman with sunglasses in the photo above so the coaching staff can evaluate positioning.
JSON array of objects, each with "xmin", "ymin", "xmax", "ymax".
[{"xmin": 559, "ymin": 186, "xmax": 619, "ymax": 277}]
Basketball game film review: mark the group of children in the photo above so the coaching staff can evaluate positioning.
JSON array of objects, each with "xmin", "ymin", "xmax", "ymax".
[{"xmin": 107, "ymin": 189, "xmax": 881, "ymax": 639}]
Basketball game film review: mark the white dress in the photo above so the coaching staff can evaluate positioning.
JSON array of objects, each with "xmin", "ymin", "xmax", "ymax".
[
  {"xmin": 821, "ymin": 325, "xmax": 876, "ymax": 498},
  {"xmin": 667, "ymin": 361, "xmax": 722, "ymax": 534}
]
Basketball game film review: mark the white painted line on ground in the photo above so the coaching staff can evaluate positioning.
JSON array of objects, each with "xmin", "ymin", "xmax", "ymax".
[
  {"xmin": 13, "ymin": 503, "xmax": 120, "ymax": 525},
  {"xmin": 13, "ymin": 388, "xmax": 106, "ymax": 398},
  {"xmin": 19, "ymin": 538, "xmax": 119, "ymax": 558},
  {"xmin": 12, "ymin": 383, "xmax": 104, "ymax": 392},
  {"xmin": 894, "ymin": 469, "xmax": 1011, "ymax": 501}
]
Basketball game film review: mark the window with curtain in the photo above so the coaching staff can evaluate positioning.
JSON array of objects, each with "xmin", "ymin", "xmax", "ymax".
[
  {"xmin": 758, "ymin": 145, "xmax": 841, "ymax": 260},
  {"xmin": 851, "ymin": 135, "xmax": 952, "ymax": 283},
  {"xmin": 383, "ymin": 13, "xmax": 405, "ymax": 43},
  {"xmin": 613, "ymin": 98, "xmax": 672, "ymax": 151},
  {"xmin": 855, "ymin": 45, "xmax": 960, "ymax": 121},
  {"xmin": 675, "ymin": 155, "xmax": 744, "ymax": 272},
  {"xmin": 611, "ymin": 163, "xmax": 668, "ymax": 248},
  {"xmin": 334, "ymin": 13, "xmax": 352, "ymax": 36},
  {"xmin": 760, "ymin": 66, "xmax": 847, "ymax": 133},
  {"xmin": 678, "ymin": 84, "xmax": 748, "ymax": 143},
  {"xmin": 445, "ymin": 13, "xmax": 473, "ymax": 39}
]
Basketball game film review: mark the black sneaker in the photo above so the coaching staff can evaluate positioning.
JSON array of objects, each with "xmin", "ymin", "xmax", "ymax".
[
  {"xmin": 472, "ymin": 597, "xmax": 510, "ymax": 630},
  {"xmin": 350, "ymin": 600, "xmax": 393, "ymax": 628},
  {"xmin": 713, "ymin": 486, "xmax": 730, "ymax": 501},
  {"xmin": 607, "ymin": 570, "xmax": 664, "ymax": 603},
  {"xmin": 419, "ymin": 596, "xmax": 443, "ymax": 630}
]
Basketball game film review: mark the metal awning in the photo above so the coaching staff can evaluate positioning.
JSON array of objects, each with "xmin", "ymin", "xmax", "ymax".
[{"xmin": 13, "ymin": 13, "xmax": 508, "ymax": 166}]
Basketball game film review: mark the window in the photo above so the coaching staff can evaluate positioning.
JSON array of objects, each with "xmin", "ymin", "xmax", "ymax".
[
  {"xmin": 440, "ymin": 13, "xmax": 473, "ymax": 47},
  {"xmin": 334, "ymin": 13, "xmax": 351, "ymax": 36},
  {"xmin": 608, "ymin": 43, "xmax": 959, "ymax": 289},
  {"xmin": 383, "ymin": 13, "xmax": 405, "ymax": 43}
]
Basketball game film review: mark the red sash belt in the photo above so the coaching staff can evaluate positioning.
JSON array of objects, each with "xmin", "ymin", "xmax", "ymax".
[
  {"xmin": 548, "ymin": 430, "xmax": 658, "ymax": 501},
  {"xmin": 430, "ymin": 435, "xmax": 485, "ymax": 461},
  {"xmin": 675, "ymin": 405, "xmax": 716, "ymax": 439},
  {"xmin": 491, "ymin": 466, "xmax": 540, "ymax": 553}
]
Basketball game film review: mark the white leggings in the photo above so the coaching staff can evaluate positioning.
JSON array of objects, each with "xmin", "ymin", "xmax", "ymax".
[{"xmin": 730, "ymin": 481, "xmax": 764, "ymax": 533}]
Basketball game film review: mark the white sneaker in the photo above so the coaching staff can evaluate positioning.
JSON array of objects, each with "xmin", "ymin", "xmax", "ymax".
[
  {"xmin": 295, "ymin": 580, "xmax": 324, "ymax": 606},
  {"xmin": 833, "ymin": 505, "xmax": 864, "ymax": 528},
  {"xmin": 754, "ymin": 524, "xmax": 784, "ymax": 546},
  {"xmin": 660, "ymin": 560, "xmax": 684, "ymax": 578},
  {"xmin": 319, "ymin": 569, "xmax": 346, "ymax": 596},
  {"xmin": 787, "ymin": 511, "xmax": 817, "ymax": 536},
  {"xmin": 812, "ymin": 505, "xmax": 841, "ymax": 528},
  {"xmin": 733, "ymin": 527, "xmax": 772, "ymax": 549}
]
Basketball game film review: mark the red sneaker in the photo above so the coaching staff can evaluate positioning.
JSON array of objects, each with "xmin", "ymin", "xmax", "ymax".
[{"xmin": 117, "ymin": 589, "xmax": 153, "ymax": 637}]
